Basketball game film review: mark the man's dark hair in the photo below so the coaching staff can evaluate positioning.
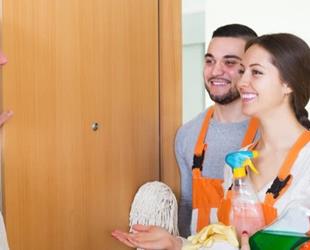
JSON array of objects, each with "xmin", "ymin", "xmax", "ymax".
[{"xmin": 212, "ymin": 24, "xmax": 257, "ymax": 42}]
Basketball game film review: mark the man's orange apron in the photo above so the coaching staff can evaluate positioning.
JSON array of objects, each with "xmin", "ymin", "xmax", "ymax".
[
  {"xmin": 218, "ymin": 130, "xmax": 310, "ymax": 227},
  {"xmin": 191, "ymin": 106, "xmax": 259, "ymax": 233}
]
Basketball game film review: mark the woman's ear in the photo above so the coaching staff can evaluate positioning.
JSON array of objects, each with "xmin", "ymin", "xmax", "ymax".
[{"xmin": 283, "ymin": 83, "xmax": 293, "ymax": 95}]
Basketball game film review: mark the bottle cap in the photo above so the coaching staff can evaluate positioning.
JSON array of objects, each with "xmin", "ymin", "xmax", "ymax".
[{"xmin": 225, "ymin": 150, "xmax": 259, "ymax": 178}]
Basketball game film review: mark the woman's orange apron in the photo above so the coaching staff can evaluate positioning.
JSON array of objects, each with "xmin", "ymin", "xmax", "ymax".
[
  {"xmin": 218, "ymin": 130, "xmax": 310, "ymax": 227},
  {"xmin": 191, "ymin": 106, "xmax": 259, "ymax": 233}
]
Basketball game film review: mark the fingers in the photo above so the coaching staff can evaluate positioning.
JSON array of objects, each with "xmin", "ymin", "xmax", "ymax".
[
  {"xmin": 0, "ymin": 110, "xmax": 13, "ymax": 127},
  {"xmin": 112, "ymin": 229, "xmax": 154, "ymax": 249},
  {"xmin": 240, "ymin": 231, "xmax": 250, "ymax": 250},
  {"xmin": 132, "ymin": 224, "xmax": 151, "ymax": 232},
  {"xmin": 128, "ymin": 232, "xmax": 159, "ymax": 246},
  {"xmin": 111, "ymin": 230, "xmax": 136, "ymax": 248}
]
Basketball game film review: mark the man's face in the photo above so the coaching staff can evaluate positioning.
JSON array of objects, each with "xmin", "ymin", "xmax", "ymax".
[
  {"xmin": 0, "ymin": 50, "xmax": 8, "ymax": 66},
  {"xmin": 204, "ymin": 37, "xmax": 246, "ymax": 105}
]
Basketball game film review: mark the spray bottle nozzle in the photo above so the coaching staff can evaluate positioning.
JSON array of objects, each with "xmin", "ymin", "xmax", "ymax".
[{"xmin": 225, "ymin": 150, "xmax": 259, "ymax": 178}]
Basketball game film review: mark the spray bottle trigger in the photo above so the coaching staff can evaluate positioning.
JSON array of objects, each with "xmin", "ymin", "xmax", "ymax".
[{"xmin": 243, "ymin": 157, "xmax": 259, "ymax": 175}]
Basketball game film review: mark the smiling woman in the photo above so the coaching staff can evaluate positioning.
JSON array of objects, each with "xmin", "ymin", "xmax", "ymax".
[{"xmin": 218, "ymin": 33, "xmax": 310, "ymax": 248}]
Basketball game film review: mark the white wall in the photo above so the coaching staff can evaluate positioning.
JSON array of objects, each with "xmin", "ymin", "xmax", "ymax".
[
  {"xmin": 182, "ymin": 0, "xmax": 205, "ymax": 14},
  {"xmin": 204, "ymin": 0, "xmax": 310, "ymax": 110},
  {"xmin": 182, "ymin": 12, "xmax": 206, "ymax": 123},
  {"xmin": 205, "ymin": 0, "xmax": 310, "ymax": 44},
  {"xmin": 182, "ymin": 0, "xmax": 206, "ymax": 123}
]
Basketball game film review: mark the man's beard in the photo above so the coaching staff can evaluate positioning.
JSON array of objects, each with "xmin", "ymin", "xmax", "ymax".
[{"xmin": 206, "ymin": 85, "xmax": 240, "ymax": 105}]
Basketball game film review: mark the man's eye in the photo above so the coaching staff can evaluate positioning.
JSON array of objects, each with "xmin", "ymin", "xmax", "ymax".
[
  {"xmin": 205, "ymin": 59, "xmax": 214, "ymax": 65},
  {"xmin": 224, "ymin": 60, "xmax": 237, "ymax": 66}
]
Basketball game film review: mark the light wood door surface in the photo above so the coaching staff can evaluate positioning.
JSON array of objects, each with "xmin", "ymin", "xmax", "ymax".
[{"xmin": 1, "ymin": 0, "xmax": 159, "ymax": 249}]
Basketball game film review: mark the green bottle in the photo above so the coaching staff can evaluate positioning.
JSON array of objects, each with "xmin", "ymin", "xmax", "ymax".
[{"xmin": 249, "ymin": 230, "xmax": 310, "ymax": 250}]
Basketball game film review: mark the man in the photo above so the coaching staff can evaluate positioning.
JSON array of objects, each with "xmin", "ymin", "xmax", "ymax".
[
  {"xmin": 111, "ymin": 24, "xmax": 258, "ymax": 249},
  {"xmin": 176, "ymin": 24, "xmax": 258, "ymax": 237}
]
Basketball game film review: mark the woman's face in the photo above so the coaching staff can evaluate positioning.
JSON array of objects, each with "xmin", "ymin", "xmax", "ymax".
[{"xmin": 237, "ymin": 45, "xmax": 291, "ymax": 117}]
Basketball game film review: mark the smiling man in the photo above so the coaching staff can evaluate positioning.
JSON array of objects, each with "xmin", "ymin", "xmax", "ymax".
[
  {"xmin": 111, "ymin": 24, "xmax": 260, "ymax": 250},
  {"xmin": 175, "ymin": 24, "xmax": 259, "ymax": 237}
]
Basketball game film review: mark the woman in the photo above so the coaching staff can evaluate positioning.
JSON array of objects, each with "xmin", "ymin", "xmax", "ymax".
[
  {"xmin": 112, "ymin": 33, "xmax": 310, "ymax": 250},
  {"xmin": 0, "ymin": 50, "xmax": 12, "ymax": 250},
  {"xmin": 218, "ymin": 33, "xmax": 310, "ymax": 248},
  {"xmin": 0, "ymin": 50, "xmax": 13, "ymax": 127}
]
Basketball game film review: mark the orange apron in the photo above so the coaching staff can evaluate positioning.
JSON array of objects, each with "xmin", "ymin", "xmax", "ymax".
[
  {"xmin": 218, "ymin": 130, "xmax": 310, "ymax": 227},
  {"xmin": 191, "ymin": 106, "xmax": 259, "ymax": 233}
]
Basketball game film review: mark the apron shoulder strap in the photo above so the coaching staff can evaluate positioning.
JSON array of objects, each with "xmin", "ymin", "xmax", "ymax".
[
  {"xmin": 241, "ymin": 117, "xmax": 260, "ymax": 147},
  {"xmin": 194, "ymin": 106, "xmax": 214, "ymax": 156},
  {"xmin": 264, "ymin": 130, "xmax": 310, "ymax": 206},
  {"xmin": 192, "ymin": 106, "xmax": 214, "ymax": 170}
]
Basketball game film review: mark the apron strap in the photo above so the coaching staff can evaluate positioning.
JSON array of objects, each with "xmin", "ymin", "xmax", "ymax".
[
  {"xmin": 192, "ymin": 106, "xmax": 214, "ymax": 170},
  {"xmin": 194, "ymin": 106, "xmax": 214, "ymax": 156},
  {"xmin": 241, "ymin": 117, "xmax": 260, "ymax": 147},
  {"xmin": 264, "ymin": 130, "xmax": 310, "ymax": 206}
]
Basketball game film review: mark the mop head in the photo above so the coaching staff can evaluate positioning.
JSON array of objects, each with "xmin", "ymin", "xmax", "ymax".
[{"xmin": 129, "ymin": 181, "xmax": 179, "ymax": 236}]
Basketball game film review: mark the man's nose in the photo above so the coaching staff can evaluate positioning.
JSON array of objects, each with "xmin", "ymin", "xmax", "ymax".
[
  {"xmin": 211, "ymin": 61, "xmax": 224, "ymax": 76},
  {"xmin": 0, "ymin": 50, "xmax": 8, "ymax": 65}
]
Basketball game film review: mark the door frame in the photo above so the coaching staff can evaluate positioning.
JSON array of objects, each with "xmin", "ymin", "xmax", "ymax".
[{"xmin": 159, "ymin": 0, "xmax": 182, "ymax": 197}]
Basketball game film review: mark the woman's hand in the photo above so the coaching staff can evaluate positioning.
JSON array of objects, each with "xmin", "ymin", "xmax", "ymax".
[
  {"xmin": 111, "ymin": 224, "xmax": 182, "ymax": 250},
  {"xmin": 240, "ymin": 231, "xmax": 250, "ymax": 250},
  {"xmin": 0, "ymin": 110, "xmax": 13, "ymax": 127}
]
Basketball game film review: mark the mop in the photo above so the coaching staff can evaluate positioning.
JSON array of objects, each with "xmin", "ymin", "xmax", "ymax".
[{"xmin": 129, "ymin": 181, "xmax": 179, "ymax": 236}]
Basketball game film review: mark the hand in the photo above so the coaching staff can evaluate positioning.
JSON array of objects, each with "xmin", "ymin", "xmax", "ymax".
[
  {"xmin": 111, "ymin": 224, "xmax": 182, "ymax": 250},
  {"xmin": 0, "ymin": 110, "xmax": 13, "ymax": 127},
  {"xmin": 240, "ymin": 231, "xmax": 250, "ymax": 250}
]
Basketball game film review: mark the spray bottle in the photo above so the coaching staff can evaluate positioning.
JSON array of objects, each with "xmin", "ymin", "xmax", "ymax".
[{"xmin": 225, "ymin": 150, "xmax": 265, "ymax": 237}]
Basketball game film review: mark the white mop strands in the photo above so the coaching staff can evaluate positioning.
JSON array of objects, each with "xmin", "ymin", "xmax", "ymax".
[{"xmin": 129, "ymin": 181, "xmax": 179, "ymax": 236}]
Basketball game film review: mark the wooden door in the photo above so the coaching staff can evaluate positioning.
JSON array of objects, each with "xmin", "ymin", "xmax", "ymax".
[{"xmin": 1, "ymin": 0, "xmax": 161, "ymax": 249}]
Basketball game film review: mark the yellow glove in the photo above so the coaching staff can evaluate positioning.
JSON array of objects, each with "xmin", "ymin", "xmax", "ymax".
[{"xmin": 182, "ymin": 223, "xmax": 239, "ymax": 250}]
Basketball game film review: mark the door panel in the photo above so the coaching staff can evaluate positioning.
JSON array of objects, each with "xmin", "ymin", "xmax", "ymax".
[{"xmin": 2, "ymin": 0, "xmax": 159, "ymax": 249}]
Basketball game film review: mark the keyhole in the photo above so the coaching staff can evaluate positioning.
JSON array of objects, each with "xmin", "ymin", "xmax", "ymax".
[{"xmin": 92, "ymin": 122, "xmax": 99, "ymax": 131}]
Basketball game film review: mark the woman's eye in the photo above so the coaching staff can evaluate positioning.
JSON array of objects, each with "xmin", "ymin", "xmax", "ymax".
[
  {"xmin": 238, "ymin": 69, "xmax": 245, "ymax": 75},
  {"xmin": 252, "ymin": 69, "xmax": 263, "ymax": 75}
]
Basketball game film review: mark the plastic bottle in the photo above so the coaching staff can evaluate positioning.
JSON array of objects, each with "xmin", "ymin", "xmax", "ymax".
[
  {"xmin": 249, "ymin": 230, "xmax": 310, "ymax": 250},
  {"xmin": 249, "ymin": 198, "xmax": 310, "ymax": 249},
  {"xmin": 225, "ymin": 150, "xmax": 265, "ymax": 237}
]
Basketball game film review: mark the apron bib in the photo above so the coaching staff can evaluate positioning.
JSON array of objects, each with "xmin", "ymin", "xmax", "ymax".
[{"xmin": 191, "ymin": 106, "xmax": 259, "ymax": 233}]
